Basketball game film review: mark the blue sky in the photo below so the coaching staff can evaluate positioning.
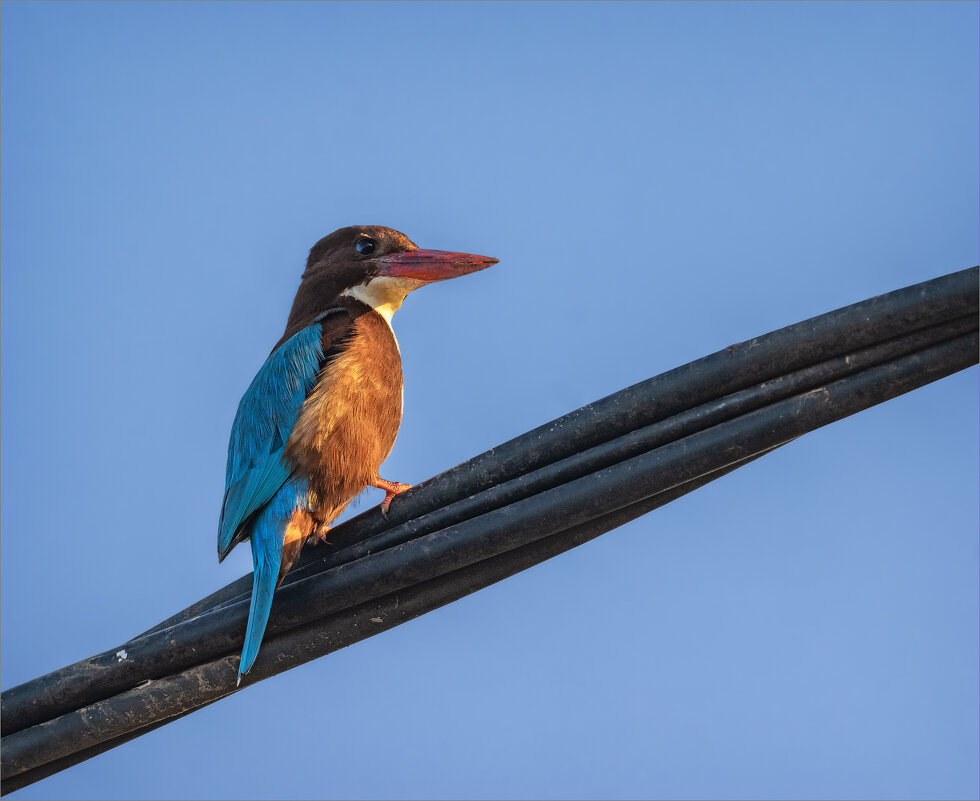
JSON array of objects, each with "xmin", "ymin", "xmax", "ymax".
[{"xmin": 1, "ymin": 2, "xmax": 977, "ymax": 798}]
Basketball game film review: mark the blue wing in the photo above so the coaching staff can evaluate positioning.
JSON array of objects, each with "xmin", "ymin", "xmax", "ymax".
[{"xmin": 217, "ymin": 321, "xmax": 325, "ymax": 560}]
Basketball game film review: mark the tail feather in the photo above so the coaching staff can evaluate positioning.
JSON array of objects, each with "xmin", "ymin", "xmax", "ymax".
[
  {"xmin": 234, "ymin": 477, "xmax": 311, "ymax": 683},
  {"xmin": 238, "ymin": 520, "xmax": 283, "ymax": 680}
]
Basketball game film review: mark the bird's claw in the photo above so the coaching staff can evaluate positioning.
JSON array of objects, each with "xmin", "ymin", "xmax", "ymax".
[
  {"xmin": 374, "ymin": 479, "xmax": 412, "ymax": 518},
  {"xmin": 380, "ymin": 493, "xmax": 397, "ymax": 519},
  {"xmin": 307, "ymin": 521, "xmax": 332, "ymax": 546}
]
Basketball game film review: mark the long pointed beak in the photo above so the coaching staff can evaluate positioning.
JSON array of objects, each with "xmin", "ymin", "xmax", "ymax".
[{"xmin": 372, "ymin": 248, "xmax": 498, "ymax": 283}]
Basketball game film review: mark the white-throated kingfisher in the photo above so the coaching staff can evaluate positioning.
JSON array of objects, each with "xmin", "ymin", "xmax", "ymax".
[{"xmin": 217, "ymin": 225, "xmax": 497, "ymax": 681}]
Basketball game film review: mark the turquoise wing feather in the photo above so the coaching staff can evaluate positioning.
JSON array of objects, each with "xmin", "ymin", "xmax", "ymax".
[{"xmin": 217, "ymin": 322, "xmax": 324, "ymax": 560}]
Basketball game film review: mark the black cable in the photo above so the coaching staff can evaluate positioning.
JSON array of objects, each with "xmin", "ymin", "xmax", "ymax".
[{"xmin": 1, "ymin": 267, "xmax": 976, "ymax": 793}]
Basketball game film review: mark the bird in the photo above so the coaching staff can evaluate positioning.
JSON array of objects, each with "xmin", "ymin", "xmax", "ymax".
[{"xmin": 217, "ymin": 225, "xmax": 497, "ymax": 682}]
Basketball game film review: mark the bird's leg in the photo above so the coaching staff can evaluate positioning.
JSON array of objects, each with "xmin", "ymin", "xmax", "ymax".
[
  {"xmin": 304, "ymin": 498, "xmax": 352, "ymax": 546},
  {"xmin": 307, "ymin": 520, "xmax": 332, "ymax": 546},
  {"xmin": 370, "ymin": 476, "xmax": 413, "ymax": 516}
]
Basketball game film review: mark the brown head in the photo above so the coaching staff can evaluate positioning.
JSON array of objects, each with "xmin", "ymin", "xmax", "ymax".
[{"xmin": 284, "ymin": 225, "xmax": 498, "ymax": 334}]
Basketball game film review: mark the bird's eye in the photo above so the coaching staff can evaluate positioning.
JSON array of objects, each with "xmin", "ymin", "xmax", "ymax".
[{"xmin": 355, "ymin": 238, "xmax": 376, "ymax": 256}]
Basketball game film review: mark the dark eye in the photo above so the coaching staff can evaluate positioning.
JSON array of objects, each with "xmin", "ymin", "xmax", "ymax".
[{"xmin": 355, "ymin": 238, "xmax": 376, "ymax": 256}]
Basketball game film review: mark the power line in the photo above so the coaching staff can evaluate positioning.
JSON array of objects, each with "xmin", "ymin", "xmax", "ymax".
[{"xmin": 2, "ymin": 266, "xmax": 977, "ymax": 794}]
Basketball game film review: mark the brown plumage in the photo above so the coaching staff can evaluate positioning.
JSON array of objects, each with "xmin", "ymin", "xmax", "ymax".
[
  {"xmin": 286, "ymin": 298, "xmax": 403, "ymax": 515},
  {"xmin": 276, "ymin": 299, "xmax": 404, "ymax": 578}
]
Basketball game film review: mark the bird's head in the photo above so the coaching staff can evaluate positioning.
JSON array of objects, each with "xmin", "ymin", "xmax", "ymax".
[{"xmin": 288, "ymin": 225, "xmax": 497, "ymax": 328}]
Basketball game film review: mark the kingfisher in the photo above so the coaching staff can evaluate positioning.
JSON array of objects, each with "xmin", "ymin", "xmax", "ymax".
[{"xmin": 217, "ymin": 225, "xmax": 497, "ymax": 681}]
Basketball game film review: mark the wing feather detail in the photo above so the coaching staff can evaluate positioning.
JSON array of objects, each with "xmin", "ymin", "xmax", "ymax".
[{"xmin": 217, "ymin": 310, "xmax": 350, "ymax": 559}]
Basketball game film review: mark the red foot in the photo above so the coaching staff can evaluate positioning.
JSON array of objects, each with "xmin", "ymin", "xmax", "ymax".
[{"xmin": 371, "ymin": 477, "xmax": 412, "ymax": 515}]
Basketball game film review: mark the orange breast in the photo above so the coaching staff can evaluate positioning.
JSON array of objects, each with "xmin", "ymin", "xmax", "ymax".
[{"xmin": 285, "ymin": 310, "xmax": 403, "ymax": 523}]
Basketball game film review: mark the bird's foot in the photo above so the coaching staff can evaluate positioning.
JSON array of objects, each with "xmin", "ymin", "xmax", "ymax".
[
  {"xmin": 370, "ymin": 477, "xmax": 413, "ymax": 517},
  {"xmin": 307, "ymin": 521, "xmax": 332, "ymax": 546}
]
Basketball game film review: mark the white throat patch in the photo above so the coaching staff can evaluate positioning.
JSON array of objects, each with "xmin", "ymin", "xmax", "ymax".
[{"xmin": 342, "ymin": 276, "xmax": 421, "ymax": 326}]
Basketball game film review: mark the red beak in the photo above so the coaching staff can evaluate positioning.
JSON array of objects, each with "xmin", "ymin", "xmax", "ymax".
[{"xmin": 372, "ymin": 248, "xmax": 498, "ymax": 283}]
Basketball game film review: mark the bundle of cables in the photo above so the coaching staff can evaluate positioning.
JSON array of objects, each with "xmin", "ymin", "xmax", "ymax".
[{"xmin": 2, "ymin": 266, "xmax": 976, "ymax": 794}]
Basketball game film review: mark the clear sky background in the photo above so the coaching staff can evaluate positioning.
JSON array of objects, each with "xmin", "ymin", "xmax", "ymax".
[{"xmin": 1, "ymin": 2, "xmax": 978, "ymax": 799}]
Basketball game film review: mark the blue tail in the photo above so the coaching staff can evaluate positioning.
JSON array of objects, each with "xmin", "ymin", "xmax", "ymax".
[
  {"xmin": 238, "ymin": 523, "xmax": 282, "ymax": 682},
  {"xmin": 236, "ymin": 478, "xmax": 309, "ymax": 682}
]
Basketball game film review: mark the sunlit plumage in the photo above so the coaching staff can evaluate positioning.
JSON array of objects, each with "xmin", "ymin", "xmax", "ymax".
[{"xmin": 218, "ymin": 226, "xmax": 497, "ymax": 679}]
